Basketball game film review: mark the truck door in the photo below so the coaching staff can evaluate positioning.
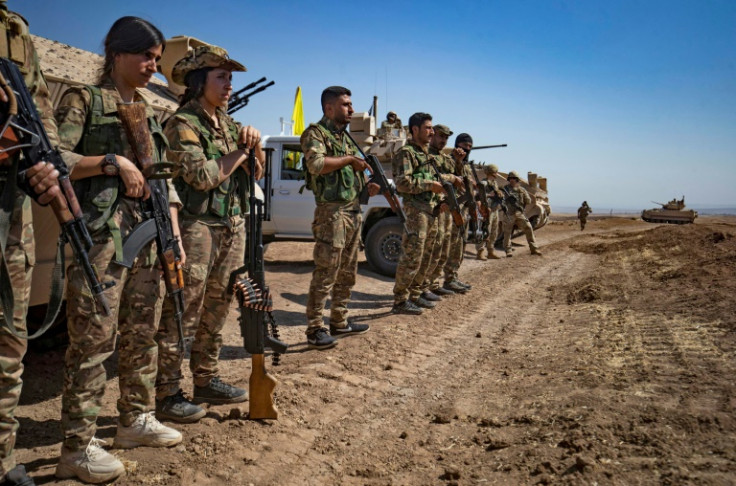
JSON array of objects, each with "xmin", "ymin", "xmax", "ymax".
[{"xmin": 267, "ymin": 141, "xmax": 314, "ymax": 237}]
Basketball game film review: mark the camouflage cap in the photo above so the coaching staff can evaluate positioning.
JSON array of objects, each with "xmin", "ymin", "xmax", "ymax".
[
  {"xmin": 433, "ymin": 124, "xmax": 453, "ymax": 136},
  {"xmin": 172, "ymin": 45, "xmax": 246, "ymax": 85},
  {"xmin": 484, "ymin": 163, "xmax": 499, "ymax": 175}
]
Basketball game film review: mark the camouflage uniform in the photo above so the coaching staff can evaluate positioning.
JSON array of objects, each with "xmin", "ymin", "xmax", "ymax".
[
  {"xmin": 301, "ymin": 116, "xmax": 365, "ymax": 334},
  {"xmin": 55, "ymin": 81, "xmax": 181, "ymax": 452},
  {"xmin": 443, "ymin": 163, "xmax": 473, "ymax": 284},
  {"xmin": 475, "ymin": 178, "xmax": 502, "ymax": 254},
  {"xmin": 424, "ymin": 147, "xmax": 456, "ymax": 292},
  {"xmin": 155, "ymin": 99, "xmax": 248, "ymax": 398},
  {"xmin": 392, "ymin": 141, "xmax": 439, "ymax": 304},
  {"xmin": 502, "ymin": 185, "xmax": 539, "ymax": 253},
  {"xmin": 577, "ymin": 203, "xmax": 591, "ymax": 230},
  {"xmin": 0, "ymin": 5, "xmax": 59, "ymax": 477}
]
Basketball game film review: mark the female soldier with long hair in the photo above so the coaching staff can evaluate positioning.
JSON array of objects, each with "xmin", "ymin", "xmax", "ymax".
[
  {"xmin": 54, "ymin": 16, "xmax": 183, "ymax": 484},
  {"xmin": 154, "ymin": 45, "xmax": 263, "ymax": 423}
]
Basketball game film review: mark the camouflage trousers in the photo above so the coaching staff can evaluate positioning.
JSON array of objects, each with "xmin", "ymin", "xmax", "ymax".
[
  {"xmin": 306, "ymin": 202, "xmax": 362, "ymax": 333},
  {"xmin": 0, "ymin": 193, "xmax": 32, "ymax": 476},
  {"xmin": 579, "ymin": 217, "xmax": 587, "ymax": 230},
  {"xmin": 393, "ymin": 204, "xmax": 438, "ymax": 304},
  {"xmin": 475, "ymin": 209, "xmax": 500, "ymax": 252},
  {"xmin": 156, "ymin": 219, "xmax": 245, "ymax": 398},
  {"xmin": 62, "ymin": 235, "xmax": 164, "ymax": 452},
  {"xmin": 425, "ymin": 210, "xmax": 453, "ymax": 291},
  {"xmin": 443, "ymin": 219, "xmax": 466, "ymax": 284},
  {"xmin": 503, "ymin": 211, "xmax": 538, "ymax": 253}
]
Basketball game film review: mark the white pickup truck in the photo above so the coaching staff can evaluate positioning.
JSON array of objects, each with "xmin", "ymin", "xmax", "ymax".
[{"xmin": 260, "ymin": 135, "xmax": 404, "ymax": 277}]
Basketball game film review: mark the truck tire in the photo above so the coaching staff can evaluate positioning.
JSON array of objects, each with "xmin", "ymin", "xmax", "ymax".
[{"xmin": 364, "ymin": 216, "xmax": 403, "ymax": 277}]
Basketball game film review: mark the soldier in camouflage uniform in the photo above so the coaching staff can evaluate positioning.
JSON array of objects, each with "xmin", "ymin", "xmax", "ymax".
[
  {"xmin": 301, "ymin": 86, "xmax": 377, "ymax": 349},
  {"xmin": 475, "ymin": 164, "xmax": 503, "ymax": 260},
  {"xmin": 391, "ymin": 113, "xmax": 450, "ymax": 315},
  {"xmin": 577, "ymin": 201, "xmax": 591, "ymax": 230},
  {"xmin": 442, "ymin": 133, "xmax": 475, "ymax": 293},
  {"xmin": 423, "ymin": 124, "xmax": 464, "ymax": 298},
  {"xmin": 0, "ymin": 3, "xmax": 61, "ymax": 484},
  {"xmin": 54, "ymin": 17, "xmax": 182, "ymax": 484},
  {"xmin": 155, "ymin": 45, "xmax": 264, "ymax": 423},
  {"xmin": 502, "ymin": 171, "xmax": 542, "ymax": 257}
]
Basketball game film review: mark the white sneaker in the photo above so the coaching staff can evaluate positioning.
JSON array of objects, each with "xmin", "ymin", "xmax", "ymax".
[
  {"xmin": 113, "ymin": 411, "xmax": 183, "ymax": 449},
  {"xmin": 56, "ymin": 437, "xmax": 126, "ymax": 483}
]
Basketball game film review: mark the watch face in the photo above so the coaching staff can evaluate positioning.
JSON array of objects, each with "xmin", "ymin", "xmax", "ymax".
[{"xmin": 102, "ymin": 161, "xmax": 118, "ymax": 176}]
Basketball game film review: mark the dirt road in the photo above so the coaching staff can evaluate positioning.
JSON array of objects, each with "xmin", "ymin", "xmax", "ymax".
[{"xmin": 16, "ymin": 216, "xmax": 736, "ymax": 485}]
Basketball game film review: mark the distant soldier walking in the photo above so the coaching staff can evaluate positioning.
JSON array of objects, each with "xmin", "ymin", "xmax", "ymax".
[
  {"xmin": 577, "ymin": 201, "xmax": 592, "ymax": 230},
  {"xmin": 301, "ymin": 86, "xmax": 377, "ymax": 349},
  {"xmin": 502, "ymin": 171, "xmax": 542, "ymax": 257}
]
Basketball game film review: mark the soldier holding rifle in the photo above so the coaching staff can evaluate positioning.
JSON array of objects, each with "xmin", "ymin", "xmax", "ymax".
[
  {"xmin": 54, "ymin": 16, "xmax": 183, "ymax": 483},
  {"xmin": 300, "ymin": 86, "xmax": 377, "ymax": 350},
  {"xmin": 502, "ymin": 171, "xmax": 542, "ymax": 257},
  {"xmin": 0, "ymin": 2, "xmax": 63, "ymax": 484},
  {"xmin": 155, "ymin": 45, "xmax": 265, "ymax": 422},
  {"xmin": 475, "ymin": 164, "xmax": 503, "ymax": 260}
]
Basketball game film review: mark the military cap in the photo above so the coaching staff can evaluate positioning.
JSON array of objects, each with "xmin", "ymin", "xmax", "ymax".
[
  {"xmin": 484, "ymin": 163, "xmax": 499, "ymax": 175},
  {"xmin": 172, "ymin": 45, "xmax": 246, "ymax": 85},
  {"xmin": 507, "ymin": 170, "xmax": 521, "ymax": 180},
  {"xmin": 433, "ymin": 124, "xmax": 453, "ymax": 136}
]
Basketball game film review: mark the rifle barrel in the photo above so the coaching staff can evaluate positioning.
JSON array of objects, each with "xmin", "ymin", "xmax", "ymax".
[{"xmin": 472, "ymin": 144, "xmax": 508, "ymax": 150}]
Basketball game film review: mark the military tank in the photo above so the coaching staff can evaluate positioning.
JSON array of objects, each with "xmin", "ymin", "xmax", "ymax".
[{"xmin": 641, "ymin": 197, "xmax": 698, "ymax": 224}]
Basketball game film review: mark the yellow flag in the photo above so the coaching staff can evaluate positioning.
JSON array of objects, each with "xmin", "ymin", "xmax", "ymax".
[{"xmin": 291, "ymin": 86, "xmax": 305, "ymax": 135}]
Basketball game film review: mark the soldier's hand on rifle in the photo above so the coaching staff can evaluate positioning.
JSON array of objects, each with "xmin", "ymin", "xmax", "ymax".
[
  {"xmin": 452, "ymin": 175, "xmax": 464, "ymax": 190},
  {"xmin": 238, "ymin": 125, "xmax": 261, "ymax": 149},
  {"xmin": 118, "ymin": 156, "xmax": 150, "ymax": 199},
  {"xmin": 430, "ymin": 181, "xmax": 445, "ymax": 194},
  {"xmin": 367, "ymin": 182, "xmax": 380, "ymax": 197},
  {"xmin": 348, "ymin": 155, "xmax": 370, "ymax": 173},
  {"xmin": 25, "ymin": 161, "xmax": 61, "ymax": 205},
  {"xmin": 452, "ymin": 147, "xmax": 466, "ymax": 164}
]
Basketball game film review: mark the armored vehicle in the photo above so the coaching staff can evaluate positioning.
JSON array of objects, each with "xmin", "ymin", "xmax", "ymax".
[{"xmin": 641, "ymin": 197, "xmax": 698, "ymax": 224}]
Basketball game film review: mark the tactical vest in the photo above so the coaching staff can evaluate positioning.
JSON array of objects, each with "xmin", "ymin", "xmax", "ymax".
[
  {"xmin": 170, "ymin": 108, "xmax": 249, "ymax": 224},
  {"xmin": 72, "ymin": 85, "xmax": 167, "ymax": 258},
  {"xmin": 0, "ymin": 7, "xmax": 29, "ymax": 74},
  {"xmin": 303, "ymin": 122, "xmax": 364, "ymax": 204},
  {"xmin": 403, "ymin": 145, "xmax": 436, "ymax": 205}
]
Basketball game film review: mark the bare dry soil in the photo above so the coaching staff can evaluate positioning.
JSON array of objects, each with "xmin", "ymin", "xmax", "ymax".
[{"xmin": 16, "ymin": 216, "xmax": 736, "ymax": 485}]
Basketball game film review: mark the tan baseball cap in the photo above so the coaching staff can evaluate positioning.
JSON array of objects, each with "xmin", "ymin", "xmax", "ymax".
[{"xmin": 171, "ymin": 45, "xmax": 246, "ymax": 85}]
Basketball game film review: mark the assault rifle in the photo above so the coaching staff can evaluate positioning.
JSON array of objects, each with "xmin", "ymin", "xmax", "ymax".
[
  {"xmin": 228, "ymin": 148, "xmax": 288, "ymax": 419},
  {"xmin": 0, "ymin": 58, "xmax": 112, "ymax": 338},
  {"xmin": 459, "ymin": 172, "xmax": 484, "ymax": 243},
  {"xmin": 468, "ymin": 161, "xmax": 492, "ymax": 235},
  {"xmin": 500, "ymin": 185, "xmax": 525, "ymax": 214},
  {"xmin": 344, "ymin": 130, "xmax": 409, "ymax": 233},
  {"xmin": 227, "ymin": 77, "xmax": 275, "ymax": 116},
  {"xmin": 427, "ymin": 157, "xmax": 464, "ymax": 228},
  {"xmin": 116, "ymin": 102, "xmax": 185, "ymax": 351}
]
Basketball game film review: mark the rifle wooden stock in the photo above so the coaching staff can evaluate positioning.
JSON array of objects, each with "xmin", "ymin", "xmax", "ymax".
[
  {"xmin": 117, "ymin": 101, "xmax": 186, "ymax": 349},
  {"xmin": 249, "ymin": 354, "xmax": 278, "ymax": 419}
]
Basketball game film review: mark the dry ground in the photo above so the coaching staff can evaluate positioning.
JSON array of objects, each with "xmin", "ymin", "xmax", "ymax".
[{"xmin": 16, "ymin": 215, "xmax": 736, "ymax": 485}]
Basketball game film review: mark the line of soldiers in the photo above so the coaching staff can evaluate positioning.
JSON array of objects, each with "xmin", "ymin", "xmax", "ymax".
[
  {"xmin": 0, "ymin": 8, "xmax": 272, "ymax": 484},
  {"xmin": 300, "ymin": 88, "xmax": 543, "ymax": 347}
]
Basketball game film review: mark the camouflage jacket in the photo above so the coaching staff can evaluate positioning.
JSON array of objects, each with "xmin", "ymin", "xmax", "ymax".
[
  {"xmin": 300, "ymin": 116, "xmax": 364, "ymax": 206},
  {"xmin": 164, "ymin": 98, "xmax": 248, "ymax": 226},
  {"xmin": 393, "ymin": 141, "xmax": 439, "ymax": 212},
  {"xmin": 505, "ymin": 185, "xmax": 531, "ymax": 214},
  {"xmin": 428, "ymin": 146, "xmax": 460, "ymax": 204}
]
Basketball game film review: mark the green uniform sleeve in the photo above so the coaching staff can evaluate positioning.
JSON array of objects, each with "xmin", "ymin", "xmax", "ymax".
[
  {"xmin": 393, "ymin": 147, "xmax": 435, "ymax": 195},
  {"xmin": 54, "ymin": 86, "xmax": 90, "ymax": 171},
  {"xmin": 300, "ymin": 126, "xmax": 327, "ymax": 176}
]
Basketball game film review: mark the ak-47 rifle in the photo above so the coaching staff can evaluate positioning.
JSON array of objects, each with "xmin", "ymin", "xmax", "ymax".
[
  {"xmin": 468, "ymin": 161, "xmax": 491, "ymax": 218},
  {"xmin": 228, "ymin": 148, "xmax": 288, "ymax": 419},
  {"xmin": 458, "ymin": 169, "xmax": 484, "ymax": 243},
  {"xmin": 0, "ymin": 58, "xmax": 113, "ymax": 338},
  {"xmin": 227, "ymin": 77, "xmax": 275, "ymax": 116},
  {"xmin": 343, "ymin": 130, "xmax": 409, "ymax": 232},
  {"xmin": 427, "ymin": 157, "xmax": 464, "ymax": 228},
  {"xmin": 116, "ymin": 102, "xmax": 185, "ymax": 351}
]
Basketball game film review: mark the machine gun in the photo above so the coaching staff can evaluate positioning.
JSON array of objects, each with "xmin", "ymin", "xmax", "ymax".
[
  {"xmin": 228, "ymin": 148, "xmax": 288, "ymax": 419},
  {"xmin": 116, "ymin": 102, "xmax": 185, "ymax": 351},
  {"xmin": 344, "ymin": 130, "xmax": 409, "ymax": 233},
  {"xmin": 427, "ymin": 157, "xmax": 464, "ymax": 228},
  {"xmin": 0, "ymin": 58, "xmax": 113, "ymax": 338},
  {"xmin": 227, "ymin": 77, "xmax": 275, "ymax": 115},
  {"xmin": 471, "ymin": 144, "xmax": 507, "ymax": 150}
]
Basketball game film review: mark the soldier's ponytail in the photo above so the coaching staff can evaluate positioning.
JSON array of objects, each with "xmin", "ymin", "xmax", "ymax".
[{"xmin": 179, "ymin": 67, "xmax": 212, "ymax": 107}]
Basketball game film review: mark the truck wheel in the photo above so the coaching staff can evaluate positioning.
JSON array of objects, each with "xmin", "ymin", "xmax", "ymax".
[{"xmin": 365, "ymin": 216, "xmax": 403, "ymax": 277}]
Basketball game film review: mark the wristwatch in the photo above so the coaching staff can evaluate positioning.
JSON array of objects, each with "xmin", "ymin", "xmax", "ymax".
[{"xmin": 101, "ymin": 153, "xmax": 120, "ymax": 176}]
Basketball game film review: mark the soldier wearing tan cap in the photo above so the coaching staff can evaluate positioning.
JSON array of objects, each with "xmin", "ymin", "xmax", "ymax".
[{"xmin": 475, "ymin": 164, "xmax": 503, "ymax": 260}]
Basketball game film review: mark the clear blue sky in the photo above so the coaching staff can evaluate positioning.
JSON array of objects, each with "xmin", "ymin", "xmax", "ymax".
[{"xmin": 20, "ymin": 0, "xmax": 736, "ymax": 209}]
